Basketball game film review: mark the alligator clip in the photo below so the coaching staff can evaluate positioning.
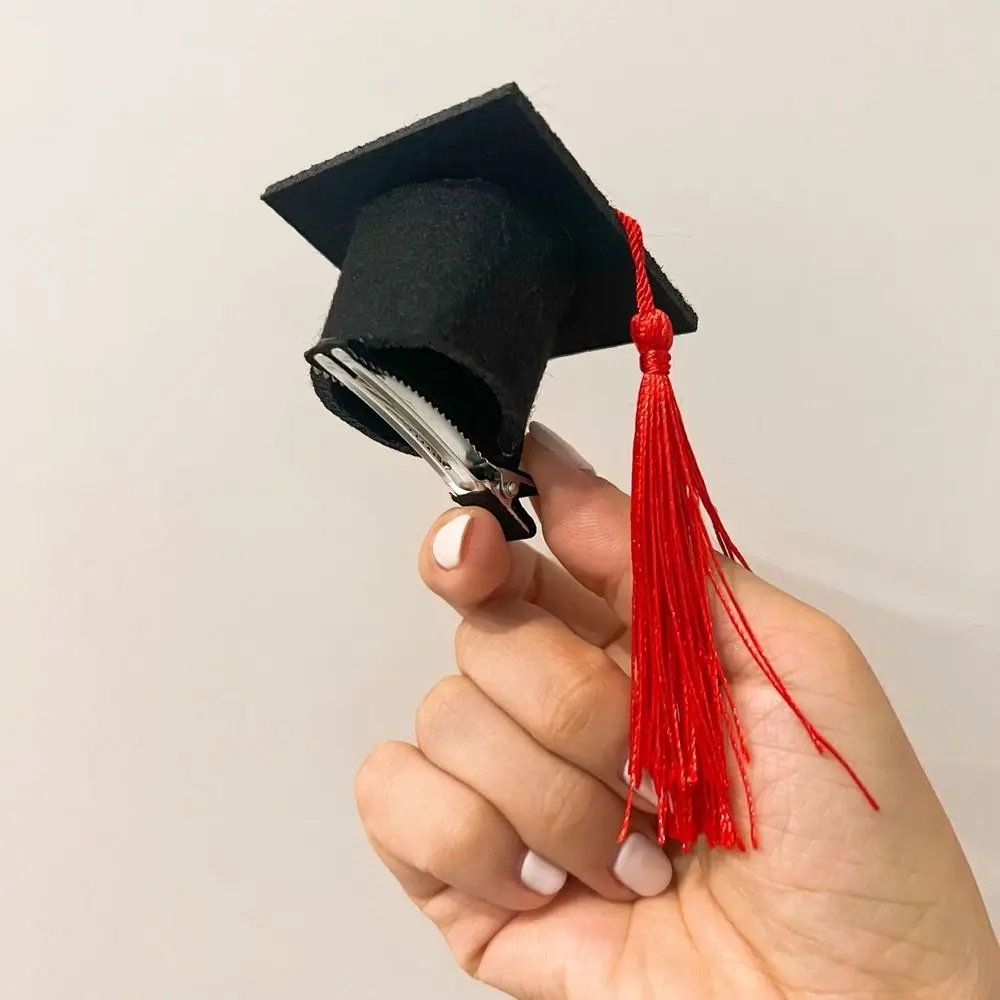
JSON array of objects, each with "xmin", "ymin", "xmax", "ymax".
[{"xmin": 310, "ymin": 346, "xmax": 538, "ymax": 541}]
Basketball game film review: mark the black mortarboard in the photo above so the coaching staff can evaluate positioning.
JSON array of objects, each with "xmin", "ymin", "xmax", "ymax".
[{"xmin": 262, "ymin": 82, "xmax": 696, "ymax": 470}]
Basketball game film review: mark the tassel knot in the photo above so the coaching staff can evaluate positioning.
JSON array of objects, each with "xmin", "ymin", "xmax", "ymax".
[{"xmin": 630, "ymin": 309, "xmax": 674, "ymax": 354}]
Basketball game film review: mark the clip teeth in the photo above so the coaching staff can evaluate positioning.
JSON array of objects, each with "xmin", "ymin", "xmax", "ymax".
[
  {"xmin": 305, "ymin": 344, "xmax": 537, "ymax": 541},
  {"xmin": 311, "ymin": 346, "xmax": 488, "ymax": 464}
]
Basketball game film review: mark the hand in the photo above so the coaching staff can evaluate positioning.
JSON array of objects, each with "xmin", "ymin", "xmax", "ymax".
[{"xmin": 355, "ymin": 425, "xmax": 1000, "ymax": 1000}]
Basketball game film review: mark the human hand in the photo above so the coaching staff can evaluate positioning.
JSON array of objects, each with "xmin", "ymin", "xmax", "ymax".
[{"xmin": 355, "ymin": 425, "xmax": 1000, "ymax": 1000}]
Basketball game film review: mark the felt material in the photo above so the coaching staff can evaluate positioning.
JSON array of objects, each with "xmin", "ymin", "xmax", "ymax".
[
  {"xmin": 262, "ymin": 82, "xmax": 699, "ymax": 462},
  {"xmin": 307, "ymin": 179, "xmax": 574, "ymax": 464}
]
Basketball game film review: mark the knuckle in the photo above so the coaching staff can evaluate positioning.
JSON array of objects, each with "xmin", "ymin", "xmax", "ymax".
[
  {"xmin": 538, "ymin": 769, "xmax": 595, "ymax": 843},
  {"xmin": 414, "ymin": 674, "xmax": 475, "ymax": 750},
  {"xmin": 542, "ymin": 665, "xmax": 605, "ymax": 745},
  {"xmin": 422, "ymin": 797, "xmax": 495, "ymax": 875},
  {"xmin": 453, "ymin": 602, "xmax": 536, "ymax": 671},
  {"xmin": 354, "ymin": 741, "xmax": 407, "ymax": 818}
]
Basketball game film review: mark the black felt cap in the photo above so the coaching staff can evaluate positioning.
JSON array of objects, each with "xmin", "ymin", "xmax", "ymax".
[{"xmin": 263, "ymin": 83, "xmax": 697, "ymax": 466}]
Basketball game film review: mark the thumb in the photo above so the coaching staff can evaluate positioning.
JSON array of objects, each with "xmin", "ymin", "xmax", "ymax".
[{"xmin": 523, "ymin": 422, "xmax": 634, "ymax": 627}]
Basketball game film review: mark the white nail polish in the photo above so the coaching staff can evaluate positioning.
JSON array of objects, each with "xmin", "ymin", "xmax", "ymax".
[
  {"xmin": 612, "ymin": 833, "xmax": 673, "ymax": 897},
  {"xmin": 520, "ymin": 850, "xmax": 567, "ymax": 896},
  {"xmin": 528, "ymin": 422, "xmax": 594, "ymax": 472},
  {"xmin": 431, "ymin": 514, "xmax": 471, "ymax": 570},
  {"xmin": 621, "ymin": 763, "xmax": 659, "ymax": 807}
]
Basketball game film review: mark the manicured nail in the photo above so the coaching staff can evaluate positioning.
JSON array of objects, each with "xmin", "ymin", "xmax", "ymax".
[
  {"xmin": 612, "ymin": 833, "xmax": 673, "ymax": 897},
  {"xmin": 528, "ymin": 422, "xmax": 594, "ymax": 472},
  {"xmin": 431, "ymin": 514, "xmax": 471, "ymax": 570},
  {"xmin": 621, "ymin": 763, "xmax": 659, "ymax": 808},
  {"xmin": 520, "ymin": 850, "xmax": 567, "ymax": 896}
]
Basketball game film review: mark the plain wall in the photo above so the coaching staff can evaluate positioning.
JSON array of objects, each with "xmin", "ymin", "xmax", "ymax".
[{"xmin": 1, "ymin": 0, "xmax": 998, "ymax": 996}]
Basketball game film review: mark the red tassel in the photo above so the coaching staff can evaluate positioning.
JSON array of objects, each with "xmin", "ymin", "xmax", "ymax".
[{"xmin": 615, "ymin": 210, "xmax": 877, "ymax": 852}]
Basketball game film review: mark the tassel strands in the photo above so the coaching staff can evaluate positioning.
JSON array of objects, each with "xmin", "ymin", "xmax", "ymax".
[{"xmin": 616, "ymin": 210, "xmax": 878, "ymax": 853}]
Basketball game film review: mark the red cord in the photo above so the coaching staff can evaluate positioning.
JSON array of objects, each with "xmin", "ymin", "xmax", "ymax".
[{"xmin": 616, "ymin": 210, "xmax": 878, "ymax": 851}]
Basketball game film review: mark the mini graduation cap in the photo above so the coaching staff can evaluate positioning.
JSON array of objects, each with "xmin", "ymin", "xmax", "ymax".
[
  {"xmin": 263, "ymin": 83, "xmax": 697, "ymax": 543},
  {"xmin": 263, "ymin": 83, "xmax": 876, "ymax": 852}
]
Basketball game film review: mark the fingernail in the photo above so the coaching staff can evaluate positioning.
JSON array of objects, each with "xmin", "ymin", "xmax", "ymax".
[
  {"xmin": 432, "ymin": 514, "xmax": 471, "ymax": 570},
  {"xmin": 621, "ymin": 763, "xmax": 659, "ymax": 808},
  {"xmin": 612, "ymin": 833, "xmax": 674, "ymax": 897},
  {"xmin": 528, "ymin": 422, "xmax": 594, "ymax": 472},
  {"xmin": 520, "ymin": 850, "xmax": 567, "ymax": 896}
]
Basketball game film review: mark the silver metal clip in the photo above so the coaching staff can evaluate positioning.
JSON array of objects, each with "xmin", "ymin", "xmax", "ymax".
[{"xmin": 310, "ymin": 347, "xmax": 538, "ymax": 541}]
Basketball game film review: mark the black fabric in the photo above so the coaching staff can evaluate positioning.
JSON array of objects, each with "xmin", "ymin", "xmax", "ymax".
[
  {"xmin": 262, "ymin": 82, "xmax": 699, "ymax": 462},
  {"xmin": 307, "ymin": 180, "xmax": 574, "ymax": 464}
]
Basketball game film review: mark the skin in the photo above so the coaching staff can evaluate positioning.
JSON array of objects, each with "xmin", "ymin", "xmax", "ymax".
[{"xmin": 355, "ymin": 431, "xmax": 1000, "ymax": 1000}]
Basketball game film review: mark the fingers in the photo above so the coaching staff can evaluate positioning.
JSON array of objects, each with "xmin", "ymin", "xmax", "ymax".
[
  {"xmin": 415, "ymin": 421, "xmax": 640, "ymax": 653},
  {"xmin": 453, "ymin": 599, "xmax": 646, "ymax": 805},
  {"xmin": 415, "ymin": 674, "xmax": 673, "ymax": 900},
  {"xmin": 355, "ymin": 741, "xmax": 562, "ymax": 912},
  {"xmin": 418, "ymin": 506, "xmax": 624, "ymax": 650},
  {"xmin": 521, "ymin": 423, "xmax": 635, "ymax": 624}
]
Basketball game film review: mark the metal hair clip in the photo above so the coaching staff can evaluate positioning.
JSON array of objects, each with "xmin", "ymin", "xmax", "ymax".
[{"xmin": 310, "ymin": 346, "xmax": 538, "ymax": 541}]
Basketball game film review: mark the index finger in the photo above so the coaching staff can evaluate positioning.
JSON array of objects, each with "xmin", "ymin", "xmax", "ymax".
[{"xmin": 417, "ymin": 506, "xmax": 624, "ymax": 651}]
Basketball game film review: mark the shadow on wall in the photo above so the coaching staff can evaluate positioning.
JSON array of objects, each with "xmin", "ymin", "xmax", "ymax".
[{"xmin": 757, "ymin": 558, "xmax": 1000, "ymax": 921}]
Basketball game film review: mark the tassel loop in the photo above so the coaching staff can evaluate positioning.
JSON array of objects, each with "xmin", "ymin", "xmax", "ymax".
[
  {"xmin": 633, "ymin": 310, "xmax": 674, "ymax": 376},
  {"xmin": 631, "ymin": 309, "xmax": 674, "ymax": 352}
]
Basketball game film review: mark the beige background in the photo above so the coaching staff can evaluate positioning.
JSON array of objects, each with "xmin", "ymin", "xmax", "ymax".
[{"xmin": 2, "ymin": 0, "xmax": 998, "ymax": 996}]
